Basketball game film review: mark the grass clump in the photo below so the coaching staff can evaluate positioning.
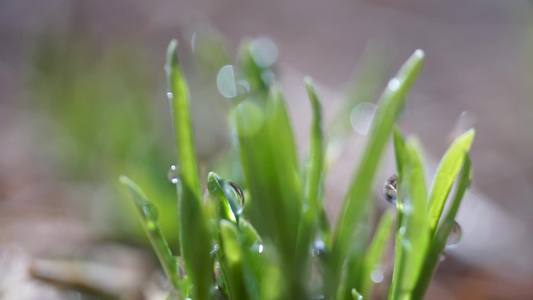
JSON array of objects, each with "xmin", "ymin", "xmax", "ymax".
[{"xmin": 120, "ymin": 39, "xmax": 474, "ymax": 300}]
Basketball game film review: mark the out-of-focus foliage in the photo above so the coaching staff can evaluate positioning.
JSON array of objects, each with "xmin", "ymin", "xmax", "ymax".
[{"xmin": 120, "ymin": 37, "xmax": 475, "ymax": 300}]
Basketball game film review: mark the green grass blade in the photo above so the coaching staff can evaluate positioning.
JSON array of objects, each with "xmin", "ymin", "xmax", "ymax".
[
  {"xmin": 165, "ymin": 39, "xmax": 213, "ymax": 300},
  {"xmin": 360, "ymin": 210, "xmax": 395, "ymax": 299},
  {"xmin": 392, "ymin": 126, "xmax": 408, "ymax": 176},
  {"xmin": 219, "ymin": 220, "xmax": 247, "ymax": 300},
  {"xmin": 119, "ymin": 176, "xmax": 180, "ymax": 289},
  {"xmin": 238, "ymin": 40, "xmax": 270, "ymax": 94},
  {"xmin": 351, "ymin": 288, "xmax": 363, "ymax": 300},
  {"xmin": 239, "ymin": 219, "xmax": 263, "ymax": 247},
  {"xmin": 296, "ymin": 77, "xmax": 325, "ymax": 265},
  {"xmin": 330, "ymin": 50, "xmax": 424, "ymax": 299},
  {"xmin": 234, "ymin": 84, "xmax": 304, "ymax": 297},
  {"xmin": 389, "ymin": 140, "xmax": 429, "ymax": 300},
  {"xmin": 411, "ymin": 155, "xmax": 472, "ymax": 300},
  {"xmin": 427, "ymin": 129, "xmax": 475, "ymax": 237}
]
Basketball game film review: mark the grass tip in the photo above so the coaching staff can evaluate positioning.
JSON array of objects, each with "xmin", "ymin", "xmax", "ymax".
[
  {"xmin": 413, "ymin": 49, "xmax": 425, "ymax": 58},
  {"xmin": 165, "ymin": 39, "xmax": 179, "ymax": 69},
  {"xmin": 119, "ymin": 175, "xmax": 130, "ymax": 184}
]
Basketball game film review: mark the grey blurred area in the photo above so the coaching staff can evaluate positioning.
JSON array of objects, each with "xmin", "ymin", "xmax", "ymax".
[{"xmin": 2, "ymin": 0, "xmax": 533, "ymax": 299}]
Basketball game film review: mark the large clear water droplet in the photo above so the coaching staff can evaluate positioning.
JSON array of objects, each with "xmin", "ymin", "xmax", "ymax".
[
  {"xmin": 228, "ymin": 181, "xmax": 245, "ymax": 206},
  {"xmin": 168, "ymin": 165, "xmax": 179, "ymax": 184},
  {"xmin": 220, "ymin": 180, "xmax": 245, "ymax": 217},
  {"xmin": 383, "ymin": 174, "xmax": 398, "ymax": 204},
  {"xmin": 350, "ymin": 102, "xmax": 377, "ymax": 135},
  {"xmin": 446, "ymin": 221, "xmax": 462, "ymax": 246},
  {"xmin": 217, "ymin": 65, "xmax": 237, "ymax": 98},
  {"xmin": 166, "ymin": 92, "xmax": 173, "ymax": 100}
]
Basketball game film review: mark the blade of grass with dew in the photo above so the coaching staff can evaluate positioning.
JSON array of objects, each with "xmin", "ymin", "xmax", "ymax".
[
  {"xmin": 119, "ymin": 176, "xmax": 180, "ymax": 289},
  {"xmin": 427, "ymin": 129, "xmax": 475, "ymax": 237},
  {"xmin": 329, "ymin": 50, "xmax": 424, "ymax": 300},
  {"xmin": 206, "ymin": 172, "xmax": 240, "ymax": 296},
  {"xmin": 393, "ymin": 127, "xmax": 408, "ymax": 177},
  {"xmin": 165, "ymin": 40, "xmax": 212, "ymax": 300},
  {"xmin": 219, "ymin": 220, "xmax": 248, "ymax": 300},
  {"xmin": 233, "ymin": 85, "xmax": 304, "ymax": 298},
  {"xmin": 351, "ymin": 288, "xmax": 364, "ymax": 300},
  {"xmin": 238, "ymin": 219, "xmax": 267, "ymax": 300},
  {"xmin": 359, "ymin": 209, "xmax": 395, "ymax": 299},
  {"xmin": 388, "ymin": 127, "xmax": 408, "ymax": 299},
  {"xmin": 412, "ymin": 155, "xmax": 472, "ymax": 300},
  {"xmin": 296, "ymin": 77, "xmax": 325, "ymax": 266},
  {"xmin": 239, "ymin": 220, "xmax": 282, "ymax": 300},
  {"xmin": 389, "ymin": 140, "xmax": 429, "ymax": 300}
]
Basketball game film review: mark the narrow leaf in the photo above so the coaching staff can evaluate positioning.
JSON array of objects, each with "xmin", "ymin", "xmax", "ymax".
[
  {"xmin": 296, "ymin": 77, "xmax": 325, "ymax": 267},
  {"xmin": 389, "ymin": 140, "xmax": 430, "ymax": 300},
  {"xmin": 411, "ymin": 155, "xmax": 472, "ymax": 300},
  {"xmin": 234, "ymin": 85, "xmax": 304, "ymax": 297},
  {"xmin": 330, "ymin": 50, "xmax": 424, "ymax": 299},
  {"xmin": 351, "ymin": 288, "xmax": 364, "ymax": 300},
  {"xmin": 360, "ymin": 210, "xmax": 395, "ymax": 299},
  {"xmin": 219, "ymin": 220, "xmax": 247, "ymax": 300},
  {"xmin": 427, "ymin": 129, "xmax": 475, "ymax": 236},
  {"xmin": 119, "ymin": 176, "xmax": 180, "ymax": 289},
  {"xmin": 165, "ymin": 39, "xmax": 212, "ymax": 300}
]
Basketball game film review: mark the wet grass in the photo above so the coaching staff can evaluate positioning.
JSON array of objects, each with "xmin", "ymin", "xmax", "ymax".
[{"xmin": 121, "ymin": 39, "xmax": 474, "ymax": 300}]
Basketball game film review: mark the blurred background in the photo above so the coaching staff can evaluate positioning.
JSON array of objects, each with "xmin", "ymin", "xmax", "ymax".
[{"xmin": 1, "ymin": 0, "xmax": 533, "ymax": 299}]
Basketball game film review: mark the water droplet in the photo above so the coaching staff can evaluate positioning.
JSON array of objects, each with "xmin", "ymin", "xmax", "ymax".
[
  {"xmin": 350, "ymin": 102, "xmax": 377, "ymax": 135},
  {"xmin": 370, "ymin": 269, "xmax": 384, "ymax": 283},
  {"xmin": 250, "ymin": 243, "xmax": 264, "ymax": 254},
  {"xmin": 311, "ymin": 239, "xmax": 328, "ymax": 257},
  {"xmin": 142, "ymin": 203, "xmax": 159, "ymax": 220},
  {"xmin": 446, "ymin": 221, "xmax": 462, "ymax": 247},
  {"xmin": 228, "ymin": 181, "xmax": 245, "ymax": 206},
  {"xmin": 388, "ymin": 78, "xmax": 400, "ymax": 91},
  {"xmin": 439, "ymin": 252, "xmax": 447, "ymax": 262},
  {"xmin": 166, "ymin": 92, "xmax": 173, "ymax": 100},
  {"xmin": 398, "ymin": 227, "xmax": 406, "ymax": 235},
  {"xmin": 250, "ymin": 37, "xmax": 278, "ymax": 68},
  {"xmin": 383, "ymin": 174, "xmax": 398, "ymax": 204},
  {"xmin": 217, "ymin": 65, "xmax": 237, "ymax": 98},
  {"xmin": 210, "ymin": 244, "xmax": 220, "ymax": 255},
  {"xmin": 168, "ymin": 165, "xmax": 179, "ymax": 184}
]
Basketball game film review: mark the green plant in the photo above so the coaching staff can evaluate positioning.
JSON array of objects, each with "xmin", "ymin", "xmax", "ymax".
[{"xmin": 120, "ymin": 39, "xmax": 474, "ymax": 300}]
